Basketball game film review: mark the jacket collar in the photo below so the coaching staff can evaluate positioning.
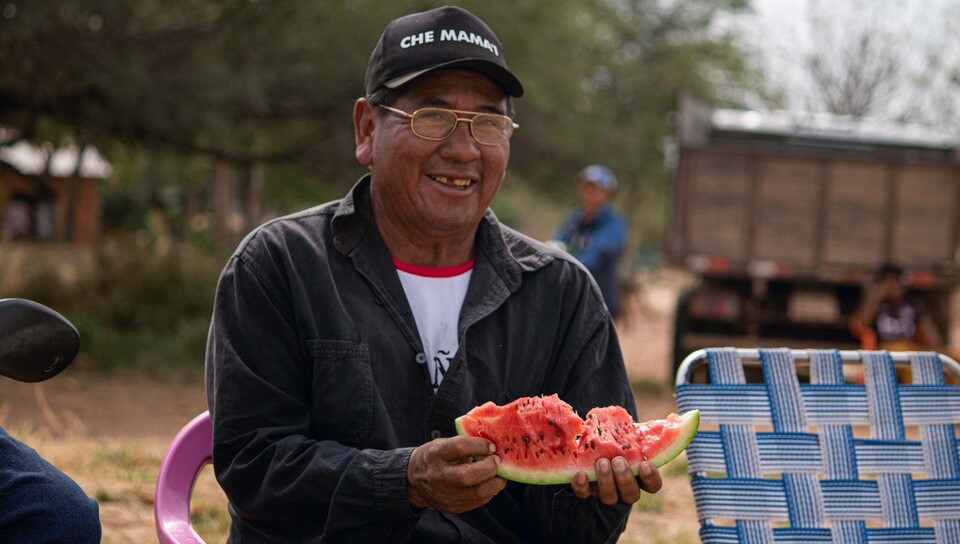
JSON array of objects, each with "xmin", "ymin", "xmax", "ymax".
[{"xmin": 331, "ymin": 174, "xmax": 555, "ymax": 294}]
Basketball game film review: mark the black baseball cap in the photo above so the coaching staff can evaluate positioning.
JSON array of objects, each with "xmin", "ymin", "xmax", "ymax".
[{"xmin": 364, "ymin": 6, "xmax": 524, "ymax": 98}]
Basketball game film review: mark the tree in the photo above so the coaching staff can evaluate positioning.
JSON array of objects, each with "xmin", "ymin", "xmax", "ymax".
[
  {"xmin": 747, "ymin": 0, "xmax": 960, "ymax": 128},
  {"xmin": 1, "ymin": 0, "xmax": 761, "ymax": 253},
  {"xmin": 1, "ymin": 0, "xmax": 385, "ymax": 246},
  {"xmin": 804, "ymin": 0, "xmax": 900, "ymax": 118},
  {"xmin": 0, "ymin": 1, "xmax": 376, "ymax": 161},
  {"xmin": 489, "ymin": 0, "xmax": 759, "ymax": 253}
]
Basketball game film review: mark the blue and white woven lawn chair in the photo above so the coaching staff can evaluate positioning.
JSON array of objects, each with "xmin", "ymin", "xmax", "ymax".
[{"xmin": 675, "ymin": 348, "xmax": 960, "ymax": 544}]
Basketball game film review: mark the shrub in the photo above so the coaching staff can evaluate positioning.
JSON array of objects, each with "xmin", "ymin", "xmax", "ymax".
[{"xmin": 4, "ymin": 239, "xmax": 223, "ymax": 377}]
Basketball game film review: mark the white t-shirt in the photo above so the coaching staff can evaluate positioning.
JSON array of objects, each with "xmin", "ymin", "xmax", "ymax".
[{"xmin": 394, "ymin": 257, "xmax": 473, "ymax": 392}]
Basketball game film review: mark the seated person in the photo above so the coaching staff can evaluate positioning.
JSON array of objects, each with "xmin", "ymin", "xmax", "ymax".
[
  {"xmin": 850, "ymin": 263, "xmax": 959, "ymax": 383},
  {"xmin": 204, "ymin": 7, "xmax": 661, "ymax": 543},
  {"xmin": 851, "ymin": 262, "xmax": 943, "ymax": 350}
]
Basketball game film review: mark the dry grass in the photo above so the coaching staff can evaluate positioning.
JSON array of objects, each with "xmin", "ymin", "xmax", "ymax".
[{"xmin": 7, "ymin": 430, "xmax": 229, "ymax": 543}]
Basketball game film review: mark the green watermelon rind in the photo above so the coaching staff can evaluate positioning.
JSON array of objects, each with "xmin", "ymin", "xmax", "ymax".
[
  {"xmin": 647, "ymin": 409, "xmax": 700, "ymax": 467},
  {"xmin": 454, "ymin": 409, "xmax": 701, "ymax": 486}
]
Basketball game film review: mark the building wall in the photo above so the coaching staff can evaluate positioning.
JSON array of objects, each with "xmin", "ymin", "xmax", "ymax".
[{"xmin": 0, "ymin": 168, "xmax": 100, "ymax": 245}]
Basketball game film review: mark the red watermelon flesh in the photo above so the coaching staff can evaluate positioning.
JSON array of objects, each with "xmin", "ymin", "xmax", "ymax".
[{"xmin": 454, "ymin": 394, "xmax": 699, "ymax": 485}]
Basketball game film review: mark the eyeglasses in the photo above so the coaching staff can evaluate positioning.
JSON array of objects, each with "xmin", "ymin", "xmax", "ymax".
[{"xmin": 379, "ymin": 105, "xmax": 518, "ymax": 145}]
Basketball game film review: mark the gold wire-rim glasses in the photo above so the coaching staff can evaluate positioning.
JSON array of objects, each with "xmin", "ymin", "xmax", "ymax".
[{"xmin": 379, "ymin": 105, "xmax": 519, "ymax": 145}]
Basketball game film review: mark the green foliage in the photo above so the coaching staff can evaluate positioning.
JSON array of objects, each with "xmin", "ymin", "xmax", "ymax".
[
  {"xmin": 1, "ymin": 0, "xmax": 761, "ymax": 203},
  {"xmin": 490, "ymin": 175, "xmax": 568, "ymax": 241},
  {"xmin": 74, "ymin": 244, "xmax": 219, "ymax": 374},
  {"xmin": 82, "ymin": 244, "xmax": 218, "ymax": 331},
  {"xmin": 7, "ymin": 261, "xmax": 74, "ymax": 309},
  {"xmin": 2, "ymin": 241, "xmax": 221, "ymax": 375},
  {"xmin": 70, "ymin": 310, "xmax": 210, "ymax": 376}
]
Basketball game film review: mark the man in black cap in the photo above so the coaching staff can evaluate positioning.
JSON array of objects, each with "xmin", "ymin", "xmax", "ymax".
[{"xmin": 206, "ymin": 6, "xmax": 660, "ymax": 542}]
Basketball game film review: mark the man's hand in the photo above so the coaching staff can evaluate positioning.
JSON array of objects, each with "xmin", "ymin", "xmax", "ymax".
[
  {"xmin": 407, "ymin": 436, "xmax": 507, "ymax": 513},
  {"xmin": 570, "ymin": 457, "xmax": 662, "ymax": 505}
]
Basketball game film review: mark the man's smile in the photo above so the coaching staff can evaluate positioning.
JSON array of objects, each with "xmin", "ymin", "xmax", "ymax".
[{"xmin": 428, "ymin": 174, "xmax": 475, "ymax": 188}]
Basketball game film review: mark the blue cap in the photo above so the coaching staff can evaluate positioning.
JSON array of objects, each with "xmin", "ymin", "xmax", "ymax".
[{"xmin": 578, "ymin": 164, "xmax": 617, "ymax": 191}]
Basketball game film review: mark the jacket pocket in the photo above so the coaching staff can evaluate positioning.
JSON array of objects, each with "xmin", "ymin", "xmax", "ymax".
[{"xmin": 304, "ymin": 339, "xmax": 374, "ymax": 446}]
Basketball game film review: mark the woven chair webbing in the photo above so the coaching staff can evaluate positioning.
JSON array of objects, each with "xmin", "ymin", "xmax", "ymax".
[{"xmin": 677, "ymin": 348, "xmax": 960, "ymax": 544}]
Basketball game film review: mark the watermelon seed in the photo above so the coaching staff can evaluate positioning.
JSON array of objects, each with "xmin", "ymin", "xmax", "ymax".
[
  {"xmin": 522, "ymin": 434, "xmax": 531, "ymax": 444},
  {"xmin": 537, "ymin": 431, "xmax": 544, "ymax": 442}
]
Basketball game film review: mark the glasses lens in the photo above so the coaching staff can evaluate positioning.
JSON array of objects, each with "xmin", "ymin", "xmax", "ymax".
[
  {"xmin": 408, "ymin": 108, "xmax": 514, "ymax": 144},
  {"xmin": 471, "ymin": 114, "xmax": 512, "ymax": 144},
  {"xmin": 411, "ymin": 109, "xmax": 457, "ymax": 140}
]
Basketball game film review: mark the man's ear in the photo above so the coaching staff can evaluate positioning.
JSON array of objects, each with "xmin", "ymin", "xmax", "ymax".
[{"xmin": 354, "ymin": 98, "xmax": 375, "ymax": 166}]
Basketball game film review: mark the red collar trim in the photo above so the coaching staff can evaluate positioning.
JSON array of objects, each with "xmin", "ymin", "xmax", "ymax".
[{"xmin": 392, "ymin": 256, "xmax": 475, "ymax": 278}]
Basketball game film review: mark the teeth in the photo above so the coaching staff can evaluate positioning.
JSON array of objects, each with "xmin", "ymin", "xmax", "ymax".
[{"xmin": 433, "ymin": 175, "xmax": 472, "ymax": 187}]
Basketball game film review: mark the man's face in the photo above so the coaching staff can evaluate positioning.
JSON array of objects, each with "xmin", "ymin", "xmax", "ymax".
[
  {"xmin": 355, "ymin": 69, "xmax": 511, "ymax": 241},
  {"xmin": 879, "ymin": 273, "xmax": 905, "ymax": 302},
  {"xmin": 577, "ymin": 180, "xmax": 610, "ymax": 217}
]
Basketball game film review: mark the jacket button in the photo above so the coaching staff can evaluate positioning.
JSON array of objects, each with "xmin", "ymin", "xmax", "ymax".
[
  {"xmin": 430, "ymin": 430, "xmax": 442, "ymax": 440},
  {"xmin": 416, "ymin": 353, "xmax": 427, "ymax": 364}
]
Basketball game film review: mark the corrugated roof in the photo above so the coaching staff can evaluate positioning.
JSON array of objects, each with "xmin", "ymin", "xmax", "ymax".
[{"xmin": 0, "ymin": 136, "xmax": 112, "ymax": 179}]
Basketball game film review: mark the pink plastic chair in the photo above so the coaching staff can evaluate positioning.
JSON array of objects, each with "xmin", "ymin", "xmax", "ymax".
[{"xmin": 155, "ymin": 411, "xmax": 213, "ymax": 544}]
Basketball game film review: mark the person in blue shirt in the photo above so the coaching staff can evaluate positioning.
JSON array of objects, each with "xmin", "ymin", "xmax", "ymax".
[{"xmin": 551, "ymin": 165, "xmax": 628, "ymax": 319}]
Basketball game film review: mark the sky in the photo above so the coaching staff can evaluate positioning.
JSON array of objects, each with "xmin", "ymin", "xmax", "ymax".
[{"xmin": 719, "ymin": 0, "xmax": 960, "ymax": 132}]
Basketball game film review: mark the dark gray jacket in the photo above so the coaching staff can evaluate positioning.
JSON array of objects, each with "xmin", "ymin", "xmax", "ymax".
[{"xmin": 206, "ymin": 175, "xmax": 637, "ymax": 543}]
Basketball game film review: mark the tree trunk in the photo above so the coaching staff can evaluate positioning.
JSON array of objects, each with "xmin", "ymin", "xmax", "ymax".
[
  {"xmin": 211, "ymin": 159, "xmax": 235, "ymax": 250},
  {"xmin": 63, "ymin": 143, "xmax": 88, "ymax": 243},
  {"xmin": 245, "ymin": 161, "xmax": 266, "ymax": 232}
]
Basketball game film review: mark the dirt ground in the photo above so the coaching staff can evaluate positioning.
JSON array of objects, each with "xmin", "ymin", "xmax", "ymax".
[{"xmin": 0, "ymin": 269, "xmax": 699, "ymax": 543}]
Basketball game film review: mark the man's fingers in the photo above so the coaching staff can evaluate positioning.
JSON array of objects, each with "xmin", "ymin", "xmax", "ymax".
[
  {"xmin": 415, "ymin": 441, "xmax": 501, "ymax": 487},
  {"xmin": 636, "ymin": 461, "xmax": 662, "ymax": 494},
  {"xmin": 594, "ymin": 459, "xmax": 619, "ymax": 505},
  {"xmin": 446, "ymin": 454, "xmax": 502, "ymax": 487},
  {"xmin": 571, "ymin": 471, "xmax": 592, "ymax": 499},
  {"xmin": 476, "ymin": 473, "xmax": 508, "ymax": 498},
  {"xmin": 569, "ymin": 458, "xmax": 661, "ymax": 505},
  {"xmin": 431, "ymin": 435, "xmax": 496, "ymax": 461},
  {"xmin": 611, "ymin": 457, "xmax": 641, "ymax": 504},
  {"xmin": 407, "ymin": 440, "xmax": 507, "ymax": 513}
]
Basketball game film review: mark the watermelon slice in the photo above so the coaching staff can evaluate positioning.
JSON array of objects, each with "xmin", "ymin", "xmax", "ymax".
[{"xmin": 454, "ymin": 394, "xmax": 700, "ymax": 485}]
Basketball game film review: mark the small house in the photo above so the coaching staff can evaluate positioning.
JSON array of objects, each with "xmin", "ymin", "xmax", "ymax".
[{"xmin": 0, "ymin": 138, "xmax": 109, "ymax": 245}]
